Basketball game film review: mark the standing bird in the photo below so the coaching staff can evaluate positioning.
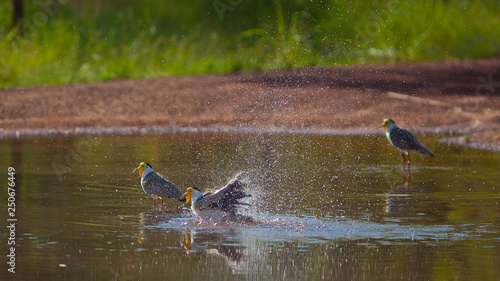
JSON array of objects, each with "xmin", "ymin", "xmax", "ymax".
[
  {"xmin": 181, "ymin": 179, "xmax": 252, "ymax": 221},
  {"xmin": 133, "ymin": 162, "xmax": 185, "ymax": 205},
  {"xmin": 381, "ymin": 119, "xmax": 434, "ymax": 171}
]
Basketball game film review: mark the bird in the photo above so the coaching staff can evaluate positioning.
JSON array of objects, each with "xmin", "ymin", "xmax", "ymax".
[
  {"xmin": 181, "ymin": 179, "xmax": 252, "ymax": 221},
  {"xmin": 133, "ymin": 162, "xmax": 185, "ymax": 205},
  {"xmin": 381, "ymin": 119, "xmax": 434, "ymax": 171}
]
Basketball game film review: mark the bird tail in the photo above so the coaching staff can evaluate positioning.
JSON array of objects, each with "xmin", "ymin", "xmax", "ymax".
[{"xmin": 419, "ymin": 146, "xmax": 434, "ymax": 157}]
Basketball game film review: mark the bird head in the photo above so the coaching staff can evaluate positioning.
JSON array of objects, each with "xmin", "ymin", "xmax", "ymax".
[
  {"xmin": 181, "ymin": 187, "xmax": 202, "ymax": 204},
  {"xmin": 133, "ymin": 162, "xmax": 152, "ymax": 177},
  {"xmin": 380, "ymin": 119, "xmax": 395, "ymax": 131}
]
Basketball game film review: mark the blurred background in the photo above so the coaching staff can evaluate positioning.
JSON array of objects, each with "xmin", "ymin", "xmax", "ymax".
[{"xmin": 1, "ymin": 0, "xmax": 499, "ymax": 88}]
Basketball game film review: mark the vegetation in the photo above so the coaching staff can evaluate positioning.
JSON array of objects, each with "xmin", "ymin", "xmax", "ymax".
[{"xmin": 1, "ymin": 0, "xmax": 499, "ymax": 88}]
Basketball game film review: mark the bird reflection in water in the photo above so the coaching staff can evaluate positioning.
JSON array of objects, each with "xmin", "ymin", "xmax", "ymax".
[
  {"xmin": 383, "ymin": 178, "xmax": 434, "ymax": 214},
  {"xmin": 181, "ymin": 229, "xmax": 248, "ymax": 273}
]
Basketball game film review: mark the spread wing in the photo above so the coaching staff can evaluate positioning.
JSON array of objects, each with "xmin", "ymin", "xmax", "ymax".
[
  {"xmin": 195, "ymin": 180, "xmax": 251, "ymax": 214},
  {"xmin": 389, "ymin": 127, "xmax": 434, "ymax": 156}
]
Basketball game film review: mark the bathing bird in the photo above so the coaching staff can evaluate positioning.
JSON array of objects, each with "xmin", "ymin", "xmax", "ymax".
[
  {"xmin": 133, "ymin": 162, "xmax": 185, "ymax": 205},
  {"xmin": 381, "ymin": 119, "xmax": 434, "ymax": 170},
  {"xmin": 181, "ymin": 179, "xmax": 252, "ymax": 221}
]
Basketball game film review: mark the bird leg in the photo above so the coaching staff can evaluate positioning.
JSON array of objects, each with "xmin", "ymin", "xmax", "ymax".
[
  {"xmin": 401, "ymin": 152, "xmax": 412, "ymax": 180},
  {"xmin": 401, "ymin": 152, "xmax": 406, "ymax": 171},
  {"xmin": 407, "ymin": 153, "xmax": 412, "ymax": 180},
  {"xmin": 407, "ymin": 153, "xmax": 412, "ymax": 170}
]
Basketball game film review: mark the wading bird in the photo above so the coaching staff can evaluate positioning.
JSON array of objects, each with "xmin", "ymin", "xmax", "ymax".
[
  {"xmin": 133, "ymin": 162, "xmax": 185, "ymax": 205},
  {"xmin": 381, "ymin": 119, "xmax": 434, "ymax": 171},
  {"xmin": 181, "ymin": 179, "xmax": 252, "ymax": 221}
]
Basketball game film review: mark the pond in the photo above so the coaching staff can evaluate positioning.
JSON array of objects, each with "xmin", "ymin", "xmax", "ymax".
[{"xmin": 1, "ymin": 132, "xmax": 499, "ymax": 280}]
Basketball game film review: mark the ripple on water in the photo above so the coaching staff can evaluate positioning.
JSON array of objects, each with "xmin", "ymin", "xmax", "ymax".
[{"xmin": 133, "ymin": 210, "xmax": 495, "ymax": 246}]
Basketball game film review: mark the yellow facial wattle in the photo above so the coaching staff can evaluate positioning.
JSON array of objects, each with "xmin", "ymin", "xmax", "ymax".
[
  {"xmin": 133, "ymin": 163, "xmax": 146, "ymax": 176},
  {"xmin": 181, "ymin": 188, "xmax": 193, "ymax": 203},
  {"xmin": 380, "ymin": 119, "xmax": 391, "ymax": 131}
]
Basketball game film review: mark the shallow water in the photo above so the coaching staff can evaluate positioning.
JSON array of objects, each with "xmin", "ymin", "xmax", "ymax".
[{"xmin": 1, "ymin": 132, "xmax": 499, "ymax": 280}]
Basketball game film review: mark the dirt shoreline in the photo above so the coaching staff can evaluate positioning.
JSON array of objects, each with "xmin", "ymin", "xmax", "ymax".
[{"xmin": 1, "ymin": 58, "xmax": 499, "ymax": 150}]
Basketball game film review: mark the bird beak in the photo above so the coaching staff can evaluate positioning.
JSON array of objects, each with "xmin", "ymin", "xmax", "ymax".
[
  {"xmin": 133, "ymin": 166, "xmax": 143, "ymax": 176},
  {"xmin": 380, "ymin": 122, "xmax": 387, "ymax": 131},
  {"xmin": 180, "ymin": 191, "xmax": 191, "ymax": 203}
]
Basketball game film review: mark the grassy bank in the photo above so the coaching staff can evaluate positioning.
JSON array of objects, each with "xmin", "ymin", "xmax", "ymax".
[{"xmin": 1, "ymin": 0, "xmax": 499, "ymax": 88}]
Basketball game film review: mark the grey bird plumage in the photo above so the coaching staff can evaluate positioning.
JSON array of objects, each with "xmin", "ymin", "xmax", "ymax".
[
  {"xmin": 381, "ymin": 119, "xmax": 434, "ymax": 172},
  {"xmin": 134, "ymin": 162, "xmax": 186, "ymax": 205},
  {"xmin": 141, "ymin": 170, "xmax": 184, "ymax": 200},
  {"xmin": 181, "ymin": 179, "xmax": 252, "ymax": 221},
  {"xmin": 386, "ymin": 125, "xmax": 434, "ymax": 156}
]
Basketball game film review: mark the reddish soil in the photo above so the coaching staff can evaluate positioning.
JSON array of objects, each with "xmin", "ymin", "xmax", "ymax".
[{"xmin": 1, "ymin": 58, "xmax": 499, "ymax": 150}]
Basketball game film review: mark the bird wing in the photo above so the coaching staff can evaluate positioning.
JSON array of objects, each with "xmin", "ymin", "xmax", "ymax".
[
  {"xmin": 389, "ymin": 127, "xmax": 434, "ymax": 156},
  {"xmin": 143, "ymin": 172, "xmax": 185, "ymax": 200},
  {"xmin": 195, "ymin": 180, "xmax": 251, "ymax": 214}
]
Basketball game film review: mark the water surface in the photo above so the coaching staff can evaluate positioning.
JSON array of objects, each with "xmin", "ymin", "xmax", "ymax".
[{"xmin": 1, "ymin": 132, "xmax": 499, "ymax": 280}]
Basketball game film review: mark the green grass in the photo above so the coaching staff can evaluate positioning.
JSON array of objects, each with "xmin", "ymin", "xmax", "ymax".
[{"xmin": 1, "ymin": 0, "xmax": 500, "ymax": 88}]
